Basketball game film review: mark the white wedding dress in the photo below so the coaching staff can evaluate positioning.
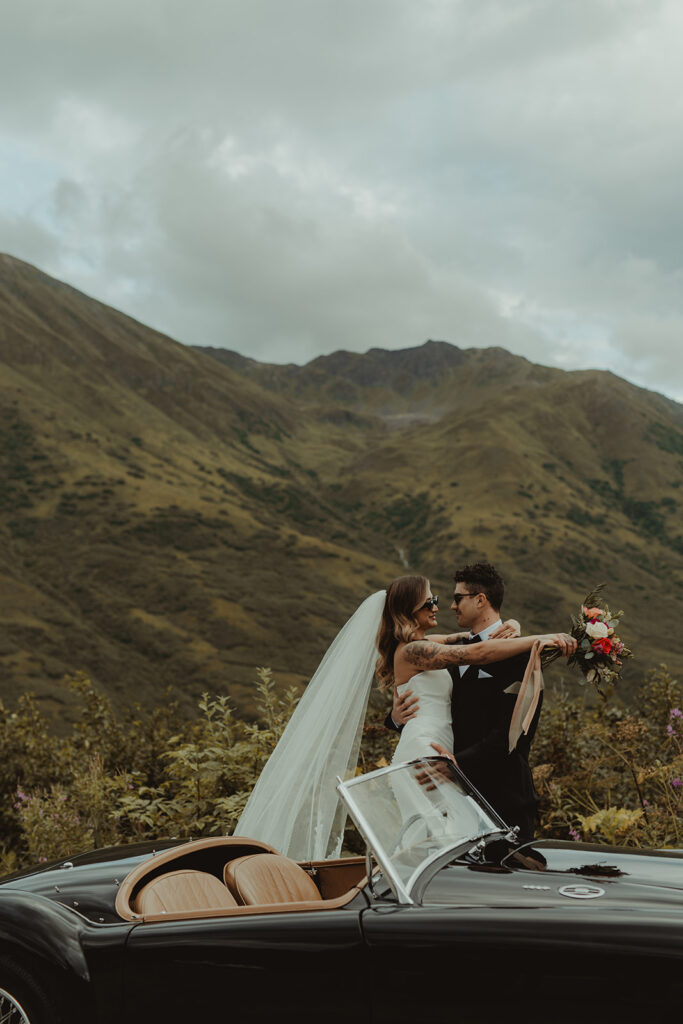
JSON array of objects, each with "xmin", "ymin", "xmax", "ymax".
[{"xmin": 391, "ymin": 669, "xmax": 453, "ymax": 763}]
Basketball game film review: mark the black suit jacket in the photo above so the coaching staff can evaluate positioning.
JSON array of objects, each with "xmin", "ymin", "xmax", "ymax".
[
  {"xmin": 385, "ymin": 642, "xmax": 541, "ymax": 843},
  {"xmin": 450, "ymin": 648, "xmax": 541, "ymax": 843}
]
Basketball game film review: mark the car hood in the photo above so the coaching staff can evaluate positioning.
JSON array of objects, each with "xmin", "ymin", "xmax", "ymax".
[{"xmin": 423, "ymin": 839, "xmax": 683, "ymax": 912}]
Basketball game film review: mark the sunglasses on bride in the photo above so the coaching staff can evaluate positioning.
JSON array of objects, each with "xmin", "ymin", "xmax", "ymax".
[{"xmin": 417, "ymin": 595, "xmax": 439, "ymax": 611}]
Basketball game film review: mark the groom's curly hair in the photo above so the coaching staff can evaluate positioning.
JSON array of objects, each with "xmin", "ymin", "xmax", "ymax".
[
  {"xmin": 454, "ymin": 562, "xmax": 504, "ymax": 611},
  {"xmin": 376, "ymin": 575, "xmax": 430, "ymax": 690}
]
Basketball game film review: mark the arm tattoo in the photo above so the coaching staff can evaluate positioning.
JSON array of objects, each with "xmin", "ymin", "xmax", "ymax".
[{"xmin": 403, "ymin": 641, "xmax": 469, "ymax": 670}]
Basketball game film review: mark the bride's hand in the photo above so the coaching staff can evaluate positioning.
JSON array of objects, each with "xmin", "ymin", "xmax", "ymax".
[
  {"xmin": 490, "ymin": 619, "xmax": 521, "ymax": 639},
  {"xmin": 538, "ymin": 632, "xmax": 577, "ymax": 656}
]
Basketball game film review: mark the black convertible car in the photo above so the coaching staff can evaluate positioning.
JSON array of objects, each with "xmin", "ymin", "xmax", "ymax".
[{"xmin": 0, "ymin": 757, "xmax": 682, "ymax": 1023}]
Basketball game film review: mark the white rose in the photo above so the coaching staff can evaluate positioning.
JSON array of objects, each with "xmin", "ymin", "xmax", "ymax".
[{"xmin": 586, "ymin": 620, "xmax": 609, "ymax": 639}]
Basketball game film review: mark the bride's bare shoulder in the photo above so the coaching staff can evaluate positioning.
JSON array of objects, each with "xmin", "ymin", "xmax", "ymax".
[{"xmin": 393, "ymin": 641, "xmax": 420, "ymax": 685}]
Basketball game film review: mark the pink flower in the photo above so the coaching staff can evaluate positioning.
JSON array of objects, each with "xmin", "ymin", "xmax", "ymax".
[
  {"xmin": 670, "ymin": 708, "xmax": 682, "ymax": 719},
  {"xmin": 568, "ymin": 828, "xmax": 582, "ymax": 842},
  {"xmin": 584, "ymin": 607, "xmax": 604, "ymax": 619},
  {"xmin": 671, "ymin": 778, "xmax": 682, "ymax": 789}
]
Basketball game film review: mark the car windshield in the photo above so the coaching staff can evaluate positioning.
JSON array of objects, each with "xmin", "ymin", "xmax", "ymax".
[{"xmin": 339, "ymin": 758, "xmax": 505, "ymax": 903}]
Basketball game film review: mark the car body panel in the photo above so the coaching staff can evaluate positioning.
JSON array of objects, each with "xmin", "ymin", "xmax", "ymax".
[
  {"xmin": 361, "ymin": 901, "xmax": 683, "ymax": 1023},
  {"xmin": 423, "ymin": 848, "xmax": 683, "ymax": 912},
  {"xmin": 0, "ymin": 889, "xmax": 91, "ymax": 977},
  {"xmin": 0, "ymin": 840, "xmax": 181, "ymax": 922},
  {"xmin": 122, "ymin": 907, "xmax": 371, "ymax": 1024},
  {"xmin": 0, "ymin": 760, "xmax": 681, "ymax": 1022}
]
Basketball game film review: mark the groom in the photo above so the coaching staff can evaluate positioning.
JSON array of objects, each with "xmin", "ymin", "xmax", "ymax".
[{"xmin": 385, "ymin": 562, "xmax": 541, "ymax": 844}]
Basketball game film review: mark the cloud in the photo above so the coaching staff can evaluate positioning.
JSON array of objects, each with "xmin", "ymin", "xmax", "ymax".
[{"xmin": 0, "ymin": 0, "xmax": 682, "ymax": 400}]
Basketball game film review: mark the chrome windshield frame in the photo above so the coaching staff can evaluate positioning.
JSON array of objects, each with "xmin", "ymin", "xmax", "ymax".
[
  {"xmin": 339, "ymin": 773, "xmax": 413, "ymax": 904},
  {"xmin": 338, "ymin": 757, "xmax": 509, "ymax": 905}
]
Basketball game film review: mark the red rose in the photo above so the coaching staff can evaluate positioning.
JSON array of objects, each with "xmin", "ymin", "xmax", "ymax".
[{"xmin": 592, "ymin": 637, "xmax": 612, "ymax": 655}]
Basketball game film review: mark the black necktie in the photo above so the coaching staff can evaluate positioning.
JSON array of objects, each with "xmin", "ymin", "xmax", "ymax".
[{"xmin": 461, "ymin": 634, "xmax": 481, "ymax": 683}]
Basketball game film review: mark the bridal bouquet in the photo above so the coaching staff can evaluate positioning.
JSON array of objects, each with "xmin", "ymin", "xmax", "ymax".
[{"xmin": 541, "ymin": 584, "xmax": 632, "ymax": 694}]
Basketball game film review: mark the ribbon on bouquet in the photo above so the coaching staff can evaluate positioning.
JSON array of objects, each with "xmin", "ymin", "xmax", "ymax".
[{"xmin": 508, "ymin": 640, "xmax": 548, "ymax": 753}]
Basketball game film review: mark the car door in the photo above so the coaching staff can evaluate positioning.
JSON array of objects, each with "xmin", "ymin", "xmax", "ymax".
[
  {"xmin": 122, "ymin": 905, "xmax": 370, "ymax": 1023},
  {"xmin": 361, "ymin": 898, "xmax": 683, "ymax": 1024}
]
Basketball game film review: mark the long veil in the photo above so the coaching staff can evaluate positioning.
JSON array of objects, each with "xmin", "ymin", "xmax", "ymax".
[{"xmin": 234, "ymin": 590, "xmax": 386, "ymax": 860}]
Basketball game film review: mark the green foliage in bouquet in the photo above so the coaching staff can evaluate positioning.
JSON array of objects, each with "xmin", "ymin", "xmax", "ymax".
[{"xmin": 541, "ymin": 583, "xmax": 632, "ymax": 694}]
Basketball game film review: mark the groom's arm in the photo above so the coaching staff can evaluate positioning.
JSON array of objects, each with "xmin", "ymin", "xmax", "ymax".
[
  {"xmin": 384, "ymin": 710, "xmax": 401, "ymax": 733},
  {"xmin": 384, "ymin": 686, "xmax": 419, "ymax": 732}
]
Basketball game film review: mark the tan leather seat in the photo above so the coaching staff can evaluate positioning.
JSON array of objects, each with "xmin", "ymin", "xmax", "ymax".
[
  {"xmin": 224, "ymin": 854, "xmax": 322, "ymax": 906},
  {"xmin": 134, "ymin": 868, "xmax": 239, "ymax": 915}
]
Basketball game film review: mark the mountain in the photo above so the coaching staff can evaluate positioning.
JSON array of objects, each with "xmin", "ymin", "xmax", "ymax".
[
  {"xmin": 199, "ymin": 340, "xmax": 529, "ymax": 424},
  {"xmin": 1, "ymin": 253, "xmax": 682, "ymax": 724},
  {"xmin": 200, "ymin": 339, "xmax": 683, "ymax": 653}
]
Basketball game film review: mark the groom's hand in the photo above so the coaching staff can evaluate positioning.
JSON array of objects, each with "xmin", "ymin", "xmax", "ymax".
[
  {"xmin": 430, "ymin": 741, "xmax": 457, "ymax": 765},
  {"xmin": 414, "ymin": 744, "xmax": 458, "ymax": 790},
  {"xmin": 392, "ymin": 686, "xmax": 419, "ymax": 726}
]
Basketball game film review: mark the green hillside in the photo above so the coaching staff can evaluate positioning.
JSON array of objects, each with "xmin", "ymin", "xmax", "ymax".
[
  {"xmin": 199, "ymin": 340, "xmax": 683, "ymax": 669},
  {"xmin": 0, "ymin": 254, "xmax": 681, "ymax": 725}
]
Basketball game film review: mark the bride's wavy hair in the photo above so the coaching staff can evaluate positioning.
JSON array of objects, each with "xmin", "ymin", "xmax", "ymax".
[{"xmin": 376, "ymin": 575, "xmax": 430, "ymax": 690}]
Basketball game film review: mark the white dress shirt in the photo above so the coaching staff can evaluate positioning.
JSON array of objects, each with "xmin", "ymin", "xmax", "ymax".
[{"xmin": 458, "ymin": 617, "xmax": 503, "ymax": 678}]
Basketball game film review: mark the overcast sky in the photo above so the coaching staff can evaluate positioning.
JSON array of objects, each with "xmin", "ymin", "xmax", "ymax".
[{"xmin": 1, "ymin": 0, "xmax": 682, "ymax": 402}]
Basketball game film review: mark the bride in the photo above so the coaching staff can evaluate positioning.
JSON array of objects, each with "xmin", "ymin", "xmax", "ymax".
[{"xmin": 234, "ymin": 577, "xmax": 575, "ymax": 860}]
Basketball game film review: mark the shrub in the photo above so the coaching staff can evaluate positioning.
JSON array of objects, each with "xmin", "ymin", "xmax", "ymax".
[
  {"xmin": 1, "ymin": 664, "xmax": 681, "ymax": 874},
  {"xmin": 533, "ymin": 665, "xmax": 683, "ymax": 848},
  {"xmin": 0, "ymin": 668, "xmax": 300, "ymax": 871}
]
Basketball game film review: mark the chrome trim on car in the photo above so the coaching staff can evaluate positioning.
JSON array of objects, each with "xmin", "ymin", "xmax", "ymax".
[
  {"xmin": 339, "ymin": 785, "xmax": 414, "ymax": 903},
  {"xmin": 559, "ymin": 884, "xmax": 606, "ymax": 899}
]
